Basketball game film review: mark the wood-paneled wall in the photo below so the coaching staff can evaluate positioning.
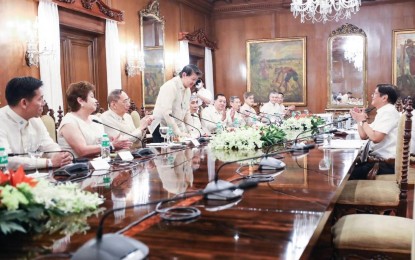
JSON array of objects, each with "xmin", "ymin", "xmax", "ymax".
[
  {"xmin": 212, "ymin": 1, "xmax": 415, "ymax": 113},
  {"xmin": 1, "ymin": 0, "xmax": 414, "ymax": 114}
]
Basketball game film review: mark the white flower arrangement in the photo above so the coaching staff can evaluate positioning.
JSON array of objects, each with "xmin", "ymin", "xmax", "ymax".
[{"xmin": 209, "ymin": 127, "xmax": 263, "ymax": 150}]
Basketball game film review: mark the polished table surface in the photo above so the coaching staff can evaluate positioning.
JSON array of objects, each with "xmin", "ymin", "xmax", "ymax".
[{"xmin": 1, "ymin": 142, "xmax": 360, "ymax": 259}]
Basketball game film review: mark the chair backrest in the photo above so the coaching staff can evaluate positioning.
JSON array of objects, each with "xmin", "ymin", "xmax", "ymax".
[
  {"xmin": 395, "ymin": 97, "xmax": 413, "ymax": 183},
  {"xmin": 131, "ymin": 110, "xmax": 141, "ymax": 128},
  {"xmin": 41, "ymin": 114, "xmax": 57, "ymax": 142}
]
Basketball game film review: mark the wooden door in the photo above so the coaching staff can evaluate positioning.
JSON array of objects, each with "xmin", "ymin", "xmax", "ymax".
[{"xmin": 60, "ymin": 27, "xmax": 106, "ymax": 112}]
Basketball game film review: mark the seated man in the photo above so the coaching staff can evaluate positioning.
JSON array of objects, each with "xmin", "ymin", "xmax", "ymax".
[
  {"xmin": 194, "ymin": 79, "xmax": 213, "ymax": 107},
  {"xmin": 225, "ymin": 95, "xmax": 246, "ymax": 128},
  {"xmin": 101, "ymin": 89, "xmax": 153, "ymax": 147},
  {"xmin": 349, "ymin": 84, "xmax": 400, "ymax": 180},
  {"xmin": 0, "ymin": 77, "xmax": 72, "ymax": 170},
  {"xmin": 276, "ymin": 92, "xmax": 295, "ymax": 117},
  {"xmin": 240, "ymin": 92, "xmax": 258, "ymax": 126},
  {"xmin": 201, "ymin": 94, "xmax": 227, "ymax": 135},
  {"xmin": 187, "ymin": 94, "xmax": 206, "ymax": 138},
  {"xmin": 260, "ymin": 91, "xmax": 284, "ymax": 123}
]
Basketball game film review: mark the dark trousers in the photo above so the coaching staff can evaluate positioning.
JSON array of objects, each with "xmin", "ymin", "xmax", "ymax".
[
  {"xmin": 152, "ymin": 124, "xmax": 164, "ymax": 143},
  {"xmin": 350, "ymin": 162, "xmax": 395, "ymax": 180}
]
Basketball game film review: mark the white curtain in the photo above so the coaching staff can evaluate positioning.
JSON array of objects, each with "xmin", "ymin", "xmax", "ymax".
[
  {"xmin": 38, "ymin": 0, "xmax": 63, "ymax": 112},
  {"xmin": 105, "ymin": 20, "xmax": 122, "ymax": 94},
  {"xmin": 176, "ymin": 40, "xmax": 189, "ymax": 74},
  {"xmin": 204, "ymin": 47, "xmax": 215, "ymax": 96}
]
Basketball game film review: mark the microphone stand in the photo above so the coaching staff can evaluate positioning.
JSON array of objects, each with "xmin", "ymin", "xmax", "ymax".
[
  {"xmin": 193, "ymin": 114, "xmax": 225, "ymax": 132},
  {"xmin": 71, "ymin": 180, "xmax": 258, "ymax": 260},
  {"xmin": 259, "ymin": 111, "xmax": 283, "ymax": 126},
  {"xmin": 169, "ymin": 114, "xmax": 208, "ymax": 143},
  {"xmin": 92, "ymin": 119, "xmax": 147, "ymax": 149},
  {"xmin": 244, "ymin": 109, "xmax": 271, "ymax": 125}
]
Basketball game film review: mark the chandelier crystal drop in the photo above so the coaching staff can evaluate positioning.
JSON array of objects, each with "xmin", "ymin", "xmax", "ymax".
[{"xmin": 291, "ymin": 0, "xmax": 361, "ymax": 24}]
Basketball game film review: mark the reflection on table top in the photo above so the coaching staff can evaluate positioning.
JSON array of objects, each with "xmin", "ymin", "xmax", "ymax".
[{"xmin": 2, "ymin": 144, "xmax": 360, "ymax": 259}]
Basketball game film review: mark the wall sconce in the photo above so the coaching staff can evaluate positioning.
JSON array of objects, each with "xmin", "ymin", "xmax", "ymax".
[
  {"xmin": 25, "ymin": 18, "xmax": 53, "ymax": 67},
  {"xmin": 125, "ymin": 44, "xmax": 145, "ymax": 77}
]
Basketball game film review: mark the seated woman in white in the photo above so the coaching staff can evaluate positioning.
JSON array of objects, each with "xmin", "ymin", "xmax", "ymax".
[{"xmin": 58, "ymin": 81, "xmax": 131, "ymax": 158}]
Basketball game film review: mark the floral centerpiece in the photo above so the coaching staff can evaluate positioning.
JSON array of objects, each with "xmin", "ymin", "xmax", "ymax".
[
  {"xmin": 281, "ymin": 114, "xmax": 325, "ymax": 141},
  {"xmin": 0, "ymin": 166, "xmax": 104, "ymax": 236},
  {"xmin": 209, "ymin": 127, "xmax": 263, "ymax": 150}
]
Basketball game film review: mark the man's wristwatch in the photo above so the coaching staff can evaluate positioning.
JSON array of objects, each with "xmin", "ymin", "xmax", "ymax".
[
  {"xmin": 359, "ymin": 120, "xmax": 367, "ymax": 127},
  {"xmin": 47, "ymin": 159, "xmax": 53, "ymax": 168}
]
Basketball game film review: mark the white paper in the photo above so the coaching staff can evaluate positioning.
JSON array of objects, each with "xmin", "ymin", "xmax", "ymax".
[
  {"xmin": 323, "ymin": 139, "xmax": 367, "ymax": 149},
  {"xmin": 90, "ymin": 158, "xmax": 111, "ymax": 170},
  {"xmin": 118, "ymin": 151, "xmax": 134, "ymax": 161},
  {"xmin": 190, "ymin": 138, "xmax": 200, "ymax": 147}
]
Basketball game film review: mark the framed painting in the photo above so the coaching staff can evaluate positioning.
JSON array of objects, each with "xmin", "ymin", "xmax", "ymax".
[
  {"xmin": 142, "ymin": 47, "xmax": 165, "ymax": 107},
  {"xmin": 392, "ymin": 29, "xmax": 415, "ymax": 99},
  {"xmin": 247, "ymin": 37, "xmax": 306, "ymax": 106}
]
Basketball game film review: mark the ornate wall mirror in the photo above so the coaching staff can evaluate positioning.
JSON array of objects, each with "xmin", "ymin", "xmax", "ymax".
[
  {"xmin": 140, "ymin": 0, "xmax": 165, "ymax": 107},
  {"xmin": 327, "ymin": 24, "xmax": 367, "ymax": 109}
]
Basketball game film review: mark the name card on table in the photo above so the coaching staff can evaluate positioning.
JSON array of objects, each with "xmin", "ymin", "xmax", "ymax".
[
  {"xmin": 90, "ymin": 158, "xmax": 111, "ymax": 170},
  {"xmin": 190, "ymin": 138, "xmax": 200, "ymax": 147},
  {"xmin": 118, "ymin": 151, "xmax": 134, "ymax": 161}
]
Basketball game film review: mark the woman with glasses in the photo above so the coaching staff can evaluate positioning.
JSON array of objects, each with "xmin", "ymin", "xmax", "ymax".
[{"xmin": 349, "ymin": 84, "xmax": 400, "ymax": 180}]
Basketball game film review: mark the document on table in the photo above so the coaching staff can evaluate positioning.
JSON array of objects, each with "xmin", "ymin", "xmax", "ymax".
[{"xmin": 323, "ymin": 139, "xmax": 368, "ymax": 149}]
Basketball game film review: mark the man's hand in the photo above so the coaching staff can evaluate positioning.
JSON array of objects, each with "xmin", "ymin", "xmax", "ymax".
[
  {"xmin": 51, "ymin": 152, "xmax": 72, "ymax": 167},
  {"xmin": 112, "ymin": 135, "xmax": 133, "ymax": 150}
]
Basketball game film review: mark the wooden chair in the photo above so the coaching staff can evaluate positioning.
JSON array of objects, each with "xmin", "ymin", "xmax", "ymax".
[
  {"xmin": 331, "ymin": 99, "xmax": 413, "ymax": 259},
  {"xmin": 334, "ymin": 98, "xmax": 412, "ymax": 219},
  {"xmin": 130, "ymin": 110, "xmax": 141, "ymax": 129},
  {"xmin": 40, "ymin": 102, "xmax": 57, "ymax": 142}
]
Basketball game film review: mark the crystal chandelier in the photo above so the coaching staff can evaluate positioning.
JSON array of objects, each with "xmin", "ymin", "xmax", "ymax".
[{"xmin": 291, "ymin": 0, "xmax": 361, "ymax": 24}]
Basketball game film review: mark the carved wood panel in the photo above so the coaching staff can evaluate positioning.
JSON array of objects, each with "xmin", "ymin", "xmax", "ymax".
[{"xmin": 60, "ymin": 29, "xmax": 100, "ymax": 112}]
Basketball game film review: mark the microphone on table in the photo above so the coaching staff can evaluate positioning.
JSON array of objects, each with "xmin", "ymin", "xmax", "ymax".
[
  {"xmin": 259, "ymin": 111, "xmax": 283, "ymax": 125},
  {"xmin": 364, "ymin": 107, "xmax": 375, "ymax": 114},
  {"xmin": 244, "ymin": 109, "xmax": 271, "ymax": 124},
  {"xmin": 205, "ymin": 148, "xmax": 297, "ymax": 200},
  {"xmin": 71, "ymin": 179, "xmax": 258, "ymax": 260},
  {"xmin": 92, "ymin": 119, "xmax": 152, "ymax": 157},
  {"xmin": 8, "ymin": 150, "xmax": 79, "ymax": 163},
  {"xmin": 169, "ymin": 113, "xmax": 208, "ymax": 143},
  {"xmin": 193, "ymin": 114, "xmax": 225, "ymax": 132}
]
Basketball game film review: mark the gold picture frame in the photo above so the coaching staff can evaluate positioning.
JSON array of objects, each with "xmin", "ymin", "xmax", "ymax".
[
  {"xmin": 246, "ymin": 37, "xmax": 307, "ymax": 106},
  {"xmin": 392, "ymin": 29, "xmax": 415, "ymax": 98}
]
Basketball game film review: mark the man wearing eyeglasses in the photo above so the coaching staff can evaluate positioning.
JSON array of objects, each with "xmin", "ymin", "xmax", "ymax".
[
  {"xmin": 349, "ymin": 84, "xmax": 400, "ymax": 179},
  {"xmin": 101, "ymin": 89, "xmax": 153, "ymax": 147}
]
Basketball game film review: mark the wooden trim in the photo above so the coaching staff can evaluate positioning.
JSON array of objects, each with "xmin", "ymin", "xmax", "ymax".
[
  {"xmin": 51, "ymin": 0, "xmax": 124, "ymax": 22},
  {"xmin": 179, "ymin": 29, "xmax": 217, "ymax": 50}
]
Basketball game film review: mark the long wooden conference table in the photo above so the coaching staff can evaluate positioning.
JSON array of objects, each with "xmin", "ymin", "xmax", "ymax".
[{"xmin": 1, "ymin": 137, "xmax": 361, "ymax": 259}]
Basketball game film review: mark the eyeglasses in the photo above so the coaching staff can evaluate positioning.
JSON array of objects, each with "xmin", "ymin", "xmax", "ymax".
[
  {"xmin": 122, "ymin": 98, "xmax": 131, "ymax": 104},
  {"xmin": 371, "ymin": 92, "xmax": 382, "ymax": 97}
]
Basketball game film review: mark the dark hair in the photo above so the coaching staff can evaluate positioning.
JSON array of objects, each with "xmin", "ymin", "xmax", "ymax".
[
  {"xmin": 108, "ymin": 89, "xmax": 124, "ymax": 104},
  {"xmin": 5, "ymin": 77, "xmax": 43, "ymax": 106},
  {"xmin": 214, "ymin": 93, "xmax": 226, "ymax": 101},
  {"xmin": 243, "ymin": 92, "xmax": 254, "ymax": 99},
  {"xmin": 278, "ymin": 92, "xmax": 285, "ymax": 97},
  {"xmin": 66, "ymin": 81, "xmax": 96, "ymax": 112},
  {"xmin": 377, "ymin": 84, "xmax": 398, "ymax": 104},
  {"xmin": 229, "ymin": 96, "xmax": 240, "ymax": 103},
  {"xmin": 195, "ymin": 79, "xmax": 202, "ymax": 85},
  {"xmin": 179, "ymin": 64, "xmax": 203, "ymax": 78}
]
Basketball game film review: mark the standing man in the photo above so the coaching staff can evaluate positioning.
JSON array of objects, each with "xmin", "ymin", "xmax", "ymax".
[
  {"xmin": 149, "ymin": 64, "xmax": 202, "ymax": 142},
  {"xmin": 225, "ymin": 96, "xmax": 246, "ymax": 128},
  {"xmin": 0, "ymin": 77, "xmax": 72, "ymax": 170},
  {"xmin": 101, "ymin": 89, "xmax": 153, "ymax": 147},
  {"xmin": 349, "ymin": 84, "xmax": 400, "ymax": 179},
  {"xmin": 201, "ymin": 94, "xmax": 227, "ymax": 135}
]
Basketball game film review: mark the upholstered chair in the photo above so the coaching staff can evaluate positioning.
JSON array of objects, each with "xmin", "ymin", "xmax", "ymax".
[
  {"xmin": 130, "ymin": 110, "xmax": 141, "ymax": 128},
  {"xmin": 334, "ymin": 98, "xmax": 412, "ymax": 218},
  {"xmin": 41, "ymin": 114, "xmax": 57, "ymax": 142}
]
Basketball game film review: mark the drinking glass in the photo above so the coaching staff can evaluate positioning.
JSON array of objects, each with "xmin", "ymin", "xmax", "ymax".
[
  {"xmin": 318, "ymin": 149, "xmax": 331, "ymax": 171},
  {"xmin": 159, "ymin": 126, "xmax": 169, "ymax": 144},
  {"xmin": 26, "ymin": 142, "xmax": 44, "ymax": 175}
]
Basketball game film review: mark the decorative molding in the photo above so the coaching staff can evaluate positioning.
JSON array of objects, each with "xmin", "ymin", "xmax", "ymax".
[
  {"xmin": 329, "ymin": 23, "xmax": 367, "ymax": 37},
  {"xmin": 140, "ymin": 0, "xmax": 165, "ymax": 26},
  {"xmin": 54, "ymin": 0, "xmax": 124, "ymax": 22},
  {"xmin": 179, "ymin": 29, "xmax": 217, "ymax": 50}
]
